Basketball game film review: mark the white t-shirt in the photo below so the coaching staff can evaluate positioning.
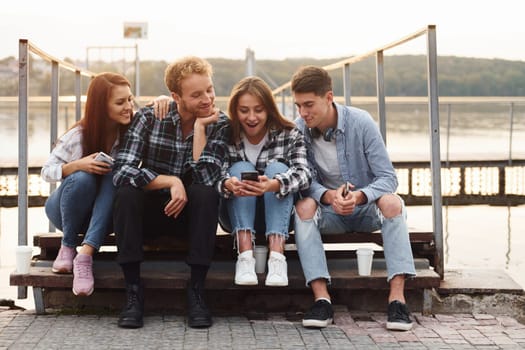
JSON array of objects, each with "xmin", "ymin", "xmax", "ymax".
[
  {"xmin": 243, "ymin": 133, "xmax": 268, "ymax": 165},
  {"xmin": 311, "ymin": 136, "xmax": 343, "ymax": 190}
]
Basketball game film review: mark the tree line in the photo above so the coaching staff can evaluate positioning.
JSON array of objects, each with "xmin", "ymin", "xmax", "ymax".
[{"xmin": 1, "ymin": 55, "xmax": 524, "ymax": 97}]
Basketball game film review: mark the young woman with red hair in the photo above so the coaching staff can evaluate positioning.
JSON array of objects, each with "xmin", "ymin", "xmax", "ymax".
[{"xmin": 41, "ymin": 72, "xmax": 168, "ymax": 296}]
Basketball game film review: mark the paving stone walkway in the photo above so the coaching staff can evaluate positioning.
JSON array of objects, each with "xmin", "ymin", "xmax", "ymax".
[{"xmin": 0, "ymin": 307, "xmax": 524, "ymax": 349}]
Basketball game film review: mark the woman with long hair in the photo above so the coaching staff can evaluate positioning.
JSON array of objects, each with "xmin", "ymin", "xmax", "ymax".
[
  {"xmin": 217, "ymin": 76, "xmax": 311, "ymax": 286},
  {"xmin": 41, "ymin": 72, "xmax": 168, "ymax": 296}
]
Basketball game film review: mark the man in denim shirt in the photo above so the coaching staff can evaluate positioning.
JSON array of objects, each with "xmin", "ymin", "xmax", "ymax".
[{"xmin": 291, "ymin": 66, "xmax": 416, "ymax": 331}]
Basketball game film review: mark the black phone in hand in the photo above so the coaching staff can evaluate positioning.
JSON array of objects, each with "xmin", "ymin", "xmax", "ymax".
[{"xmin": 241, "ymin": 171, "xmax": 259, "ymax": 181}]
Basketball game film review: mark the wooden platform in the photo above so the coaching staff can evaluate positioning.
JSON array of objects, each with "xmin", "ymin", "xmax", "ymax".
[
  {"xmin": 32, "ymin": 230, "xmax": 438, "ymax": 267},
  {"xmin": 10, "ymin": 259, "xmax": 440, "ymax": 315},
  {"xmin": 12, "ymin": 259, "xmax": 439, "ymax": 291},
  {"xmin": 10, "ymin": 231, "xmax": 441, "ymax": 315}
]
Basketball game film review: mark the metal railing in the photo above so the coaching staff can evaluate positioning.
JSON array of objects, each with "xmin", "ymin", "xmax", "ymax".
[
  {"xmin": 17, "ymin": 39, "xmax": 96, "ymax": 298},
  {"xmin": 272, "ymin": 25, "xmax": 444, "ymax": 278},
  {"xmin": 17, "ymin": 26, "xmax": 444, "ymax": 285}
]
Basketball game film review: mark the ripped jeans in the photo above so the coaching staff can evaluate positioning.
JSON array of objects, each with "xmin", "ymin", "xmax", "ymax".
[
  {"xmin": 294, "ymin": 195, "xmax": 416, "ymax": 286},
  {"xmin": 218, "ymin": 161, "xmax": 293, "ymax": 244}
]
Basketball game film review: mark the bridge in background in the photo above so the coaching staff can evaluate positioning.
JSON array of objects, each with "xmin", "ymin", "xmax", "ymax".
[{"xmin": 2, "ymin": 158, "xmax": 524, "ymax": 208}]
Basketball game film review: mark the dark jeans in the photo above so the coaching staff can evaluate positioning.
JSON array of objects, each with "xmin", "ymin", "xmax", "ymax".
[{"xmin": 113, "ymin": 184, "xmax": 219, "ymax": 267}]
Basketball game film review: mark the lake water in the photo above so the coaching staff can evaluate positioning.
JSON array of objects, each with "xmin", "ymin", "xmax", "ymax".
[
  {"xmin": 1, "ymin": 98, "xmax": 525, "ymax": 165},
  {"xmin": 0, "ymin": 99, "xmax": 524, "ymax": 294}
]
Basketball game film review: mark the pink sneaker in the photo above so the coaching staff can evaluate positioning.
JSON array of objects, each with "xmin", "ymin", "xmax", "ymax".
[
  {"xmin": 52, "ymin": 245, "xmax": 76, "ymax": 274},
  {"xmin": 72, "ymin": 253, "xmax": 94, "ymax": 296}
]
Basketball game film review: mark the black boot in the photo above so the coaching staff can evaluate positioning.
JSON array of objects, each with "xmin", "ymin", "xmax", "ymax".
[
  {"xmin": 186, "ymin": 284, "xmax": 212, "ymax": 328},
  {"xmin": 118, "ymin": 283, "xmax": 144, "ymax": 328}
]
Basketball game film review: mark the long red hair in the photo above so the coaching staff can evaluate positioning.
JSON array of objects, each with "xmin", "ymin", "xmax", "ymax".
[{"xmin": 79, "ymin": 72, "xmax": 132, "ymax": 156}]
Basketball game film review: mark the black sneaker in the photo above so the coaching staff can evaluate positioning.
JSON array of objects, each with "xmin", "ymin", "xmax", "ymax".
[
  {"xmin": 386, "ymin": 300, "xmax": 413, "ymax": 331},
  {"xmin": 302, "ymin": 299, "xmax": 334, "ymax": 328},
  {"xmin": 186, "ymin": 285, "xmax": 212, "ymax": 328},
  {"xmin": 118, "ymin": 283, "xmax": 144, "ymax": 329}
]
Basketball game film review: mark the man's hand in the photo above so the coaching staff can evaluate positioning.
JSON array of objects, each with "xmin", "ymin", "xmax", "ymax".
[
  {"xmin": 332, "ymin": 183, "xmax": 357, "ymax": 215},
  {"xmin": 194, "ymin": 107, "xmax": 219, "ymax": 128},
  {"xmin": 163, "ymin": 177, "xmax": 187, "ymax": 218},
  {"xmin": 192, "ymin": 107, "xmax": 220, "ymax": 161}
]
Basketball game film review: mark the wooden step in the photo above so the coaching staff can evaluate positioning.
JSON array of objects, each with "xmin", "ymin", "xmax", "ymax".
[
  {"xmin": 10, "ymin": 258, "xmax": 440, "ymax": 314},
  {"xmin": 15, "ymin": 230, "xmax": 439, "ymax": 314},
  {"xmin": 32, "ymin": 230, "xmax": 436, "ymax": 265},
  {"xmin": 11, "ymin": 259, "xmax": 439, "ymax": 290}
]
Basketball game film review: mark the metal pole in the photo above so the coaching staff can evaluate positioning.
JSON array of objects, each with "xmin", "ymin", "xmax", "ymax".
[
  {"xmin": 18, "ymin": 40, "xmax": 29, "ymax": 247},
  {"xmin": 75, "ymin": 71, "xmax": 82, "ymax": 121},
  {"xmin": 446, "ymin": 104, "xmax": 451, "ymax": 166},
  {"xmin": 18, "ymin": 39, "xmax": 29, "ymax": 299},
  {"xmin": 245, "ymin": 48, "xmax": 255, "ymax": 76},
  {"xmin": 508, "ymin": 102, "xmax": 514, "ymax": 166},
  {"xmin": 85, "ymin": 47, "xmax": 89, "ymax": 72},
  {"xmin": 376, "ymin": 51, "xmax": 387, "ymax": 144},
  {"xmin": 343, "ymin": 63, "xmax": 351, "ymax": 106},
  {"xmin": 48, "ymin": 61, "xmax": 59, "ymax": 233},
  {"xmin": 426, "ymin": 25, "xmax": 444, "ymax": 279},
  {"xmin": 135, "ymin": 43, "xmax": 140, "ymax": 99}
]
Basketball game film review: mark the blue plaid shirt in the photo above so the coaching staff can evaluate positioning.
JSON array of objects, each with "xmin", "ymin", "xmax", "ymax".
[
  {"xmin": 217, "ymin": 127, "xmax": 311, "ymax": 199},
  {"xmin": 113, "ymin": 102, "xmax": 230, "ymax": 188}
]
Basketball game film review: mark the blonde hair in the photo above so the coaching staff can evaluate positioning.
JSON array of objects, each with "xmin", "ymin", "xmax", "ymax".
[{"xmin": 164, "ymin": 56, "xmax": 213, "ymax": 95}]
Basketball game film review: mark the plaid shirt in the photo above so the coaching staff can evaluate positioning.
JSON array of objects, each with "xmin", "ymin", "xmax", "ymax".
[
  {"xmin": 113, "ymin": 103, "xmax": 230, "ymax": 188},
  {"xmin": 217, "ymin": 127, "xmax": 311, "ymax": 199}
]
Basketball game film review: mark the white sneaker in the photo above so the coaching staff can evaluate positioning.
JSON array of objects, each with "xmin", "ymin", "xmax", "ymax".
[
  {"xmin": 234, "ymin": 250, "xmax": 257, "ymax": 285},
  {"xmin": 265, "ymin": 251, "xmax": 288, "ymax": 286}
]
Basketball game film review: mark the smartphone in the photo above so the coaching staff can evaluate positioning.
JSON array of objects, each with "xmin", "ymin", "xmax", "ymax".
[
  {"xmin": 94, "ymin": 151, "xmax": 114, "ymax": 166},
  {"xmin": 342, "ymin": 182, "xmax": 351, "ymax": 197},
  {"xmin": 241, "ymin": 171, "xmax": 259, "ymax": 181}
]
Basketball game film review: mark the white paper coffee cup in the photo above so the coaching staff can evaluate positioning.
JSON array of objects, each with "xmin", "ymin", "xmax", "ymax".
[
  {"xmin": 356, "ymin": 248, "xmax": 374, "ymax": 276},
  {"xmin": 16, "ymin": 245, "xmax": 33, "ymax": 274},
  {"xmin": 254, "ymin": 246, "xmax": 268, "ymax": 274}
]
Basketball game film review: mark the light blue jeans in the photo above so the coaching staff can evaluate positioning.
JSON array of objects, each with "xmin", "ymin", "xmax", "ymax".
[
  {"xmin": 45, "ymin": 171, "xmax": 115, "ymax": 250},
  {"xmin": 219, "ymin": 161, "xmax": 293, "ymax": 241},
  {"xmin": 294, "ymin": 195, "xmax": 416, "ymax": 286}
]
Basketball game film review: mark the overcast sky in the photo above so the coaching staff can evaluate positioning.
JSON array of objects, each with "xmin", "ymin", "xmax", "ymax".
[{"xmin": 2, "ymin": 0, "xmax": 524, "ymax": 62}]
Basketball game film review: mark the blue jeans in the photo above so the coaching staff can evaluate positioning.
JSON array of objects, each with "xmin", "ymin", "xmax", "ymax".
[
  {"xmin": 219, "ymin": 161, "xmax": 293, "ymax": 240},
  {"xmin": 294, "ymin": 195, "xmax": 416, "ymax": 286},
  {"xmin": 45, "ymin": 171, "xmax": 115, "ymax": 250}
]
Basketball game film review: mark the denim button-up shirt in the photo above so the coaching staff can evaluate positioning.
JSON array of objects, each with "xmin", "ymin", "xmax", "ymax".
[{"xmin": 294, "ymin": 102, "xmax": 398, "ymax": 204}]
